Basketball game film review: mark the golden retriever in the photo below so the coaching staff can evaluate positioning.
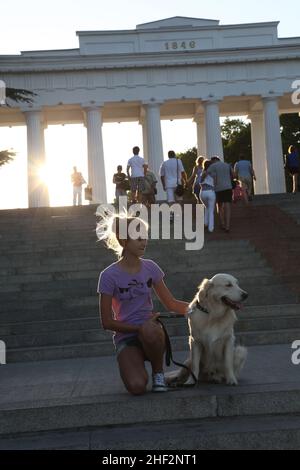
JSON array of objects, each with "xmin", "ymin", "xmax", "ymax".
[{"xmin": 166, "ymin": 274, "xmax": 248, "ymax": 386}]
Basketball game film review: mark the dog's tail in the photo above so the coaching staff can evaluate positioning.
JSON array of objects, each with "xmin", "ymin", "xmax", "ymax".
[
  {"xmin": 234, "ymin": 346, "xmax": 247, "ymax": 377},
  {"xmin": 165, "ymin": 357, "xmax": 192, "ymax": 385}
]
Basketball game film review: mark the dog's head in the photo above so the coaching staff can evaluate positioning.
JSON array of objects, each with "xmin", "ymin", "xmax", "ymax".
[{"xmin": 197, "ymin": 273, "xmax": 248, "ymax": 311}]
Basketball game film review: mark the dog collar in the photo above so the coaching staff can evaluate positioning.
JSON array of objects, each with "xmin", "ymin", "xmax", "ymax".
[{"xmin": 196, "ymin": 301, "xmax": 210, "ymax": 315}]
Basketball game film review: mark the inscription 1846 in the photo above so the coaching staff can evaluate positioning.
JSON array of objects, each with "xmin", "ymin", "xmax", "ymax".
[{"xmin": 164, "ymin": 41, "xmax": 196, "ymax": 50}]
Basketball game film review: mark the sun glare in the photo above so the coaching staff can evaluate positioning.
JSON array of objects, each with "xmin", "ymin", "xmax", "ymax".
[{"xmin": 38, "ymin": 165, "xmax": 50, "ymax": 186}]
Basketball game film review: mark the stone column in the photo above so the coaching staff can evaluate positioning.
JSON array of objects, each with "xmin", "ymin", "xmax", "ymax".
[
  {"xmin": 194, "ymin": 114, "xmax": 207, "ymax": 156},
  {"xmin": 141, "ymin": 117, "xmax": 148, "ymax": 164},
  {"xmin": 249, "ymin": 111, "xmax": 268, "ymax": 195},
  {"xmin": 84, "ymin": 105, "xmax": 107, "ymax": 204},
  {"xmin": 262, "ymin": 97, "xmax": 286, "ymax": 194},
  {"xmin": 24, "ymin": 109, "xmax": 49, "ymax": 208},
  {"xmin": 203, "ymin": 99, "xmax": 224, "ymax": 160},
  {"xmin": 144, "ymin": 102, "xmax": 165, "ymax": 200}
]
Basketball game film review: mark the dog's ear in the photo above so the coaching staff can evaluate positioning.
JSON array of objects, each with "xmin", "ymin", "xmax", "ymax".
[{"xmin": 197, "ymin": 278, "xmax": 212, "ymax": 303}]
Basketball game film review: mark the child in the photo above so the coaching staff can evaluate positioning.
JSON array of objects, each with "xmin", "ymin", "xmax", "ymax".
[
  {"xmin": 97, "ymin": 213, "xmax": 189, "ymax": 396},
  {"xmin": 232, "ymin": 180, "xmax": 247, "ymax": 204}
]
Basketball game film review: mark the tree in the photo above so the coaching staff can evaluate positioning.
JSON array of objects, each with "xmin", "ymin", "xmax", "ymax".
[
  {"xmin": 280, "ymin": 113, "xmax": 300, "ymax": 154},
  {"xmin": 221, "ymin": 118, "xmax": 252, "ymax": 165},
  {"xmin": 5, "ymin": 88, "xmax": 36, "ymax": 105},
  {"xmin": 175, "ymin": 147, "xmax": 198, "ymax": 200},
  {"xmin": 280, "ymin": 113, "xmax": 300, "ymax": 192},
  {"xmin": 0, "ymin": 150, "xmax": 16, "ymax": 167},
  {"xmin": 0, "ymin": 87, "xmax": 36, "ymax": 167},
  {"xmin": 176, "ymin": 146, "xmax": 197, "ymax": 178}
]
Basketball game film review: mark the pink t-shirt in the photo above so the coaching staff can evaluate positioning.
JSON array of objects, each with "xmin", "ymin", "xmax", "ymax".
[{"xmin": 97, "ymin": 259, "xmax": 164, "ymax": 344}]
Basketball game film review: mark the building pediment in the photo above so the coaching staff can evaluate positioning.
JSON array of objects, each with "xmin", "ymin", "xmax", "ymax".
[
  {"xmin": 76, "ymin": 18, "xmax": 280, "ymax": 56},
  {"xmin": 136, "ymin": 16, "xmax": 220, "ymax": 30}
]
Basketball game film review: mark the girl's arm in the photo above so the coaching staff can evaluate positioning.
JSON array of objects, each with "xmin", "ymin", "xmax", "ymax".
[
  {"xmin": 153, "ymin": 279, "xmax": 189, "ymax": 315},
  {"xmin": 100, "ymin": 294, "xmax": 141, "ymax": 334},
  {"xmin": 186, "ymin": 166, "xmax": 196, "ymax": 186}
]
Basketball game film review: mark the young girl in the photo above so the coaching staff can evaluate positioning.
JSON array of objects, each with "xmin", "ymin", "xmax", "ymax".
[
  {"xmin": 187, "ymin": 156, "xmax": 204, "ymax": 203},
  {"xmin": 200, "ymin": 159, "xmax": 216, "ymax": 233},
  {"xmin": 97, "ymin": 214, "xmax": 189, "ymax": 395}
]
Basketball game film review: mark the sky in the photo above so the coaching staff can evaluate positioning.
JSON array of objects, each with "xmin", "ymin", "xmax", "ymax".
[{"xmin": 0, "ymin": 0, "xmax": 299, "ymax": 208}]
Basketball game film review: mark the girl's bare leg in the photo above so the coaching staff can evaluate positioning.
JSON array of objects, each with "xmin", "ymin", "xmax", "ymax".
[{"xmin": 117, "ymin": 347, "xmax": 148, "ymax": 395}]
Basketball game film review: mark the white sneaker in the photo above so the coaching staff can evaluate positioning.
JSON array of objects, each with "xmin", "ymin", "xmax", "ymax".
[{"xmin": 152, "ymin": 372, "xmax": 168, "ymax": 392}]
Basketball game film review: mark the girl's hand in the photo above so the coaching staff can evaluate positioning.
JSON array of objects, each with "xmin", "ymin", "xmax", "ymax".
[{"xmin": 151, "ymin": 312, "xmax": 160, "ymax": 320}]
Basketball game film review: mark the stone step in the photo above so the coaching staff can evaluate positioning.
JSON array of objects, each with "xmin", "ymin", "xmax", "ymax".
[
  {"xmin": 4, "ymin": 327, "xmax": 300, "ymax": 363},
  {"xmin": 0, "ymin": 267, "xmax": 278, "ymax": 298},
  {"xmin": 1, "ymin": 283, "xmax": 297, "ymax": 324},
  {"xmin": 1, "ymin": 304, "xmax": 299, "ymax": 336},
  {"xmin": 0, "ymin": 250, "xmax": 265, "ymax": 278},
  {"xmin": 0, "ymin": 376, "xmax": 300, "ymax": 437},
  {"xmin": 2, "ymin": 314, "xmax": 300, "ymax": 350},
  {"xmin": 1, "ymin": 413, "xmax": 300, "ymax": 450},
  {"xmin": 0, "ymin": 283, "xmax": 296, "ymax": 315},
  {"xmin": 0, "ymin": 244, "xmax": 257, "ymax": 266},
  {"xmin": 0, "ymin": 259, "xmax": 270, "ymax": 289},
  {"xmin": 0, "ymin": 240, "xmax": 256, "ymax": 257}
]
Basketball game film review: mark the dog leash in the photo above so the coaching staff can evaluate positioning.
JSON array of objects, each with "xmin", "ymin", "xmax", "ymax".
[{"xmin": 156, "ymin": 315, "xmax": 197, "ymax": 387}]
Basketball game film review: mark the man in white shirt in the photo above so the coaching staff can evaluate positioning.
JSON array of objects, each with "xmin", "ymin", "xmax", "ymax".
[
  {"xmin": 127, "ymin": 146, "xmax": 147, "ymax": 203},
  {"xmin": 159, "ymin": 150, "xmax": 187, "ymax": 203}
]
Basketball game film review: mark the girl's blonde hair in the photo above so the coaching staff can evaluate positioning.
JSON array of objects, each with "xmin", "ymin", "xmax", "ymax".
[
  {"xmin": 196, "ymin": 156, "xmax": 205, "ymax": 167},
  {"xmin": 96, "ymin": 211, "xmax": 148, "ymax": 258}
]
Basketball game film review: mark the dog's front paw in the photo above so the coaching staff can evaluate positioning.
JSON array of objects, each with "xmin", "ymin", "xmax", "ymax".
[
  {"xmin": 226, "ymin": 375, "xmax": 238, "ymax": 386},
  {"xmin": 184, "ymin": 376, "xmax": 197, "ymax": 386}
]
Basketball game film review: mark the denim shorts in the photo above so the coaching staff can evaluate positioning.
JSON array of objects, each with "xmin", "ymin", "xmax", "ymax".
[{"xmin": 115, "ymin": 336, "xmax": 144, "ymax": 357}]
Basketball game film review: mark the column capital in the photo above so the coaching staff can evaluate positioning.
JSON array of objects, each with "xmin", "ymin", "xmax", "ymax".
[
  {"xmin": 81, "ymin": 102, "xmax": 104, "ymax": 111},
  {"xmin": 22, "ymin": 108, "xmax": 47, "ymax": 129},
  {"xmin": 142, "ymin": 100, "xmax": 164, "ymax": 107},
  {"xmin": 21, "ymin": 106, "xmax": 43, "ymax": 115},
  {"xmin": 202, "ymin": 95, "xmax": 223, "ymax": 105},
  {"xmin": 193, "ymin": 113, "xmax": 205, "ymax": 124},
  {"xmin": 248, "ymin": 111, "xmax": 264, "ymax": 120},
  {"xmin": 261, "ymin": 93, "xmax": 282, "ymax": 102}
]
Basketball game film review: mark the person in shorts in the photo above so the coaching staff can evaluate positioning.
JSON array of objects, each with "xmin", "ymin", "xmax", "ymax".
[
  {"xmin": 97, "ymin": 214, "xmax": 189, "ymax": 395},
  {"xmin": 234, "ymin": 155, "xmax": 256, "ymax": 202},
  {"xmin": 127, "ymin": 146, "xmax": 147, "ymax": 203},
  {"xmin": 207, "ymin": 156, "xmax": 234, "ymax": 233}
]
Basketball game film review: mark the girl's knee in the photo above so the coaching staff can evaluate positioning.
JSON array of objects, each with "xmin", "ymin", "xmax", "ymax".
[
  {"xmin": 126, "ymin": 377, "xmax": 148, "ymax": 396},
  {"xmin": 139, "ymin": 321, "xmax": 164, "ymax": 345}
]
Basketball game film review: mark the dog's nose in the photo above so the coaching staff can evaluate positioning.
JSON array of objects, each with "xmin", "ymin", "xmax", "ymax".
[{"xmin": 242, "ymin": 291, "xmax": 248, "ymax": 300}]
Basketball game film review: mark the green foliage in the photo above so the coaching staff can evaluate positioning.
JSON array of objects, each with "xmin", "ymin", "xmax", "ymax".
[
  {"xmin": 176, "ymin": 147, "xmax": 197, "ymax": 178},
  {"xmin": 5, "ymin": 88, "xmax": 37, "ymax": 105},
  {"xmin": 176, "ymin": 147, "xmax": 198, "ymax": 200},
  {"xmin": 221, "ymin": 118, "xmax": 252, "ymax": 165},
  {"xmin": 280, "ymin": 113, "xmax": 300, "ymax": 192},
  {"xmin": 0, "ymin": 150, "xmax": 16, "ymax": 167},
  {"xmin": 280, "ymin": 113, "xmax": 300, "ymax": 153},
  {"xmin": 0, "ymin": 87, "xmax": 36, "ymax": 169}
]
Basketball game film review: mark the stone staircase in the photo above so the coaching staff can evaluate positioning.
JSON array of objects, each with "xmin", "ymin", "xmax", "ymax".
[
  {"xmin": 0, "ymin": 202, "xmax": 299, "ymax": 362},
  {"xmin": 0, "ymin": 194, "xmax": 300, "ymax": 449}
]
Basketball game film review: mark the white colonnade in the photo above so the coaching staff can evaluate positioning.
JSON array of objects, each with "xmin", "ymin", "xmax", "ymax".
[
  {"xmin": 84, "ymin": 105, "xmax": 107, "ymax": 204},
  {"xmin": 262, "ymin": 97, "xmax": 286, "ymax": 194},
  {"xmin": 24, "ymin": 109, "xmax": 49, "ymax": 208},
  {"xmin": 22, "ymin": 94, "xmax": 288, "ymax": 207}
]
